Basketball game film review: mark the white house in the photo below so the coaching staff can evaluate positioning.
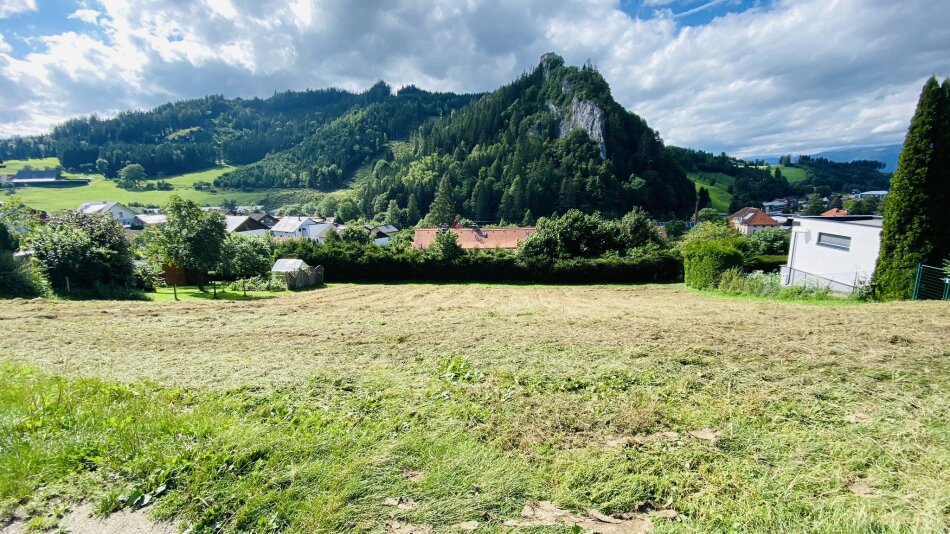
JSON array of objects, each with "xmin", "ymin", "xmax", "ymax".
[
  {"xmin": 781, "ymin": 216, "xmax": 883, "ymax": 293},
  {"xmin": 270, "ymin": 217, "xmax": 319, "ymax": 239},
  {"xmin": 78, "ymin": 202, "xmax": 137, "ymax": 227}
]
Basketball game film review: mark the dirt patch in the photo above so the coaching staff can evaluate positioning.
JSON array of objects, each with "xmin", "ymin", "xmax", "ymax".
[
  {"xmin": 845, "ymin": 412, "xmax": 871, "ymax": 423},
  {"xmin": 383, "ymin": 496, "xmax": 418, "ymax": 510},
  {"xmin": 0, "ymin": 503, "xmax": 175, "ymax": 534},
  {"xmin": 688, "ymin": 428, "xmax": 721, "ymax": 443},
  {"xmin": 502, "ymin": 500, "xmax": 673, "ymax": 533},
  {"xmin": 450, "ymin": 520, "xmax": 479, "ymax": 531},
  {"xmin": 385, "ymin": 519, "xmax": 433, "ymax": 533},
  {"xmin": 847, "ymin": 477, "xmax": 876, "ymax": 496},
  {"xmin": 402, "ymin": 470, "xmax": 425, "ymax": 482}
]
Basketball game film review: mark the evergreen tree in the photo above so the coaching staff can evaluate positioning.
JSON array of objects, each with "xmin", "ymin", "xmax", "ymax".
[
  {"xmin": 802, "ymin": 194, "xmax": 827, "ymax": 215},
  {"xmin": 406, "ymin": 194, "xmax": 421, "ymax": 226},
  {"xmin": 521, "ymin": 210, "xmax": 535, "ymax": 226},
  {"xmin": 875, "ymin": 76, "xmax": 950, "ymax": 299},
  {"xmin": 697, "ymin": 187, "xmax": 711, "ymax": 210},
  {"xmin": 426, "ymin": 175, "xmax": 455, "ymax": 225}
]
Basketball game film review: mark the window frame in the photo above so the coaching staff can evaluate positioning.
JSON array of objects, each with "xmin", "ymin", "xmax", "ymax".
[{"xmin": 816, "ymin": 232, "xmax": 851, "ymax": 251}]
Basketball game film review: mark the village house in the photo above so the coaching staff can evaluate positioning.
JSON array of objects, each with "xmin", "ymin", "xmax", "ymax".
[
  {"xmin": 225, "ymin": 215, "xmax": 268, "ymax": 235},
  {"xmin": 78, "ymin": 201, "xmax": 137, "ymax": 227},
  {"xmin": 363, "ymin": 224, "xmax": 400, "ymax": 245},
  {"xmin": 761, "ymin": 199, "xmax": 788, "ymax": 214},
  {"xmin": 270, "ymin": 217, "xmax": 320, "ymax": 239},
  {"xmin": 247, "ymin": 213, "xmax": 280, "ymax": 229},
  {"xmin": 781, "ymin": 215, "xmax": 883, "ymax": 293},
  {"xmin": 134, "ymin": 214, "xmax": 168, "ymax": 226},
  {"xmin": 821, "ymin": 208, "xmax": 849, "ymax": 217},
  {"xmin": 728, "ymin": 207, "xmax": 780, "ymax": 236},
  {"xmin": 412, "ymin": 225, "xmax": 536, "ymax": 250}
]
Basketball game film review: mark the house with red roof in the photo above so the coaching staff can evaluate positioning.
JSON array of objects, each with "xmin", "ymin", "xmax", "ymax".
[
  {"xmin": 413, "ymin": 225, "xmax": 535, "ymax": 250},
  {"xmin": 728, "ymin": 207, "xmax": 780, "ymax": 236}
]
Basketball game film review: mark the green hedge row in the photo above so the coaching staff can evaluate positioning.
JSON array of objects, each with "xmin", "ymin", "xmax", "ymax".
[
  {"xmin": 681, "ymin": 240, "xmax": 745, "ymax": 289},
  {"xmin": 745, "ymin": 255, "xmax": 787, "ymax": 273},
  {"xmin": 273, "ymin": 240, "xmax": 683, "ymax": 284}
]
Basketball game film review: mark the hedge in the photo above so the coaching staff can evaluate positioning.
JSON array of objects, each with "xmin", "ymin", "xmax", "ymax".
[
  {"xmin": 745, "ymin": 255, "xmax": 787, "ymax": 273},
  {"xmin": 273, "ymin": 240, "xmax": 684, "ymax": 284},
  {"xmin": 681, "ymin": 240, "xmax": 745, "ymax": 289}
]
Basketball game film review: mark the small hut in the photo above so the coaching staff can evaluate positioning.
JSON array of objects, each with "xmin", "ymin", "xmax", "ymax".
[{"xmin": 271, "ymin": 258, "xmax": 323, "ymax": 289}]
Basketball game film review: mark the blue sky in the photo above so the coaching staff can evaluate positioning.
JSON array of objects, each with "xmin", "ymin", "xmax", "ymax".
[{"xmin": 1, "ymin": 0, "xmax": 948, "ymax": 156}]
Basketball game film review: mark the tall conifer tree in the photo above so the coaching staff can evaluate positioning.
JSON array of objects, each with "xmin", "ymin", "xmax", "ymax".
[
  {"xmin": 426, "ymin": 175, "xmax": 455, "ymax": 225},
  {"xmin": 875, "ymin": 76, "xmax": 950, "ymax": 299}
]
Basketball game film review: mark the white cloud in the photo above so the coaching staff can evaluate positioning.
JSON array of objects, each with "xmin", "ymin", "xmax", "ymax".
[
  {"xmin": 0, "ymin": 0, "xmax": 36, "ymax": 19},
  {"xmin": 1, "ymin": 0, "xmax": 949, "ymax": 156},
  {"xmin": 68, "ymin": 9, "xmax": 100, "ymax": 24}
]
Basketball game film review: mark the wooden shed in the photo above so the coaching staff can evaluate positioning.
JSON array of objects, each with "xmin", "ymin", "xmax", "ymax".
[{"xmin": 271, "ymin": 259, "xmax": 323, "ymax": 289}]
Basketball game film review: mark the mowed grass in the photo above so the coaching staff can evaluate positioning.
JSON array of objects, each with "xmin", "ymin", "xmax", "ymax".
[
  {"xmin": 3, "ymin": 158, "xmax": 268, "ymax": 212},
  {"xmin": 776, "ymin": 165, "xmax": 808, "ymax": 183},
  {"xmin": 0, "ymin": 284, "xmax": 948, "ymax": 532}
]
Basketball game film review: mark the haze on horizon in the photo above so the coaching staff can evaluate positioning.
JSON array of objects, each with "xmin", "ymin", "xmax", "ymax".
[{"xmin": 1, "ymin": 0, "xmax": 948, "ymax": 157}]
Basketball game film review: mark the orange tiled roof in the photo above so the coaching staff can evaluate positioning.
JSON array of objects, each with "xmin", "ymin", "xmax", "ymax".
[
  {"xmin": 413, "ymin": 227, "xmax": 536, "ymax": 250},
  {"xmin": 821, "ymin": 208, "xmax": 849, "ymax": 217}
]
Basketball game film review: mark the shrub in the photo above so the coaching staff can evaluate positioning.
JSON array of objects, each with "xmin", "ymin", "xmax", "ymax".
[
  {"xmin": 749, "ymin": 228, "xmax": 790, "ymax": 255},
  {"xmin": 0, "ymin": 255, "xmax": 49, "ymax": 298},
  {"xmin": 133, "ymin": 262, "xmax": 164, "ymax": 292},
  {"xmin": 681, "ymin": 239, "xmax": 744, "ymax": 289},
  {"xmin": 227, "ymin": 275, "xmax": 287, "ymax": 292},
  {"xmin": 745, "ymin": 255, "xmax": 787, "ymax": 273}
]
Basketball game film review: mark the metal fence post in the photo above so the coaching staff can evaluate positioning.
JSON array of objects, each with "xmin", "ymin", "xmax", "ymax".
[{"xmin": 912, "ymin": 264, "xmax": 922, "ymax": 300}]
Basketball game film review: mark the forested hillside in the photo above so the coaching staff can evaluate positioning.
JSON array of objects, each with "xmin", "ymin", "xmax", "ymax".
[
  {"xmin": 1, "ymin": 83, "xmax": 477, "ymax": 181},
  {"xmin": 339, "ymin": 54, "xmax": 695, "ymax": 224},
  {"xmin": 670, "ymin": 146, "xmax": 891, "ymax": 212},
  {"xmin": 3, "ymin": 54, "xmax": 696, "ymax": 221}
]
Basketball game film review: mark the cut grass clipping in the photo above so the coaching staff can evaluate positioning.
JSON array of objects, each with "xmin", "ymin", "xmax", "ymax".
[{"xmin": 1, "ymin": 284, "xmax": 948, "ymax": 532}]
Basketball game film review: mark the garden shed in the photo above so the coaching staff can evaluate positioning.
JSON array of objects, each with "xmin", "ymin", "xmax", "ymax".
[{"xmin": 271, "ymin": 258, "xmax": 323, "ymax": 289}]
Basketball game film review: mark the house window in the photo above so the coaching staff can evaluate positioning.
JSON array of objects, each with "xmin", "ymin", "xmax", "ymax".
[{"xmin": 817, "ymin": 232, "xmax": 851, "ymax": 250}]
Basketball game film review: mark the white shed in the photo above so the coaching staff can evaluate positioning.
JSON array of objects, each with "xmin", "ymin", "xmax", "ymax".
[{"xmin": 781, "ymin": 216, "xmax": 883, "ymax": 293}]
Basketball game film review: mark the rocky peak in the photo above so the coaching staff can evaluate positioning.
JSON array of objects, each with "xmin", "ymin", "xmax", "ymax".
[
  {"xmin": 539, "ymin": 52, "xmax": 564, "ymax": 79},
  {"xmin": 558, "ymin": 96, "xmax": 607, "ymax": 160}
]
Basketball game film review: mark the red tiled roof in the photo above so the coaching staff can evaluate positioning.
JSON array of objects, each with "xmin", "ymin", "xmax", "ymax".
[
  {"xmin": 413, "ymin": 227, "xmax": 536, "ymax": 250},
  {"xmin": 821, "ymin": 208, "xmax": 849, "ymax": 217},
  {"xmin": 728, "ymin": 207, "xmax": 779, "ymax": 227}
]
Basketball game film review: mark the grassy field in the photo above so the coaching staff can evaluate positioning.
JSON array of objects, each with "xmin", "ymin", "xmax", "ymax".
[
  {"xmin": 775, "ymin": 165, "xmax": 808, "ymax": 183},
  {"xmin": 1, "ymin": 284, "xmax": 948, "ymax": 532},
  {"xmin": 687, "ymin": 172, "xmax": 733, "ymax": 212},
  {"xmin": 2, "ymin": 158, "xmax": 268, "ymax": 212}
]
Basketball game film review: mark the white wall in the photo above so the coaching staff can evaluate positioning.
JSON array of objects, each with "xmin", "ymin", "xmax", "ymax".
[
  {"xmin": 784, "ymin": 218, "xmax": 882, "ymax": 290},
  {"xmin": 106, "ymin": 204, "xmax": 136, "ymax": 227}
]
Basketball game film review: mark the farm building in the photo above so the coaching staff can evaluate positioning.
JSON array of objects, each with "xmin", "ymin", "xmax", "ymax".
[
  {"xmin": 248, "ymin": 213, "xmax": 280, "ymax": 228},
  {"xmin": 412, "ymin": 226, "xmax": 536, "ymax": 250},
  {"xmin": 781, "ymin": 215, "xmax": 883, "ymax": 293},
  {"xmin": 728, "ymin": 207, "xmax": 780, "ymax": 236},
  {"xmin": 271, "ymin": 259, "xmax": 323, "ymax": 289}
]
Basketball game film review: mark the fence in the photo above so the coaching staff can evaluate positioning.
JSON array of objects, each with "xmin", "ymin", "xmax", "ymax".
[
  {"xmin": 779, "ymin": 265, "xmax": 865, "ymax": 294},
  {"xmin": 912, "ymin": 264, "xmax": 950, "ymax": 300}
]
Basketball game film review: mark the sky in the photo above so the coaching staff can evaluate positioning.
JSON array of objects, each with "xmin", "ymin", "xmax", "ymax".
[{"xmin": 1, "ymin": 0, "xmax": 948, "ymax": 156}]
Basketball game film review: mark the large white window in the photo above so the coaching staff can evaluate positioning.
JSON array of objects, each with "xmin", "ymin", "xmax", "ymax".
[{"xmin": 817, "ymin": 232, "xmax": 851, "ymax": 250}]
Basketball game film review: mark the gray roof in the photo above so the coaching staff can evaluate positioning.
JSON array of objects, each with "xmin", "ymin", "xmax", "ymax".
[
  {"xmin": 135, "ymin": 214, "xmax": 167, "ymax": 225},
  {"xmin": 225, "ymin": 215, "xmax": 251, "ymax": 233},
  {"xmin": 271, "ymin": 258, "xmax": 310, "ymax": 272},
  {"xmin": 79, "ymin": 201, "xmax": 118, "ymax": 214},
  {"xmin": 271, "ymin": 216, "xmax": 314, "ymax": 233}
]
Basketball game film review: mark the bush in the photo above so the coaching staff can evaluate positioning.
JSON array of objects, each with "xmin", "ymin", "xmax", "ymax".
[
  {"xmin": 681, "ymin": 239, "xmax": 744, "ymax": 289},
  {"xmin": 272, "ymin": 239, "xmax": 683, "ymax": 284},
  {"xmin": 226, "ymin": 275, "xmax": 287, "ymax": 292},
  {"xmin": 749, "ymin": 228, "xmax": 790, "ymax": 255},
  {"xmin": 745, "ymin": 254, "xmax": 787, "ymax": 273},
  {"xmin": 717, "ymin": 267, "xmax": 835, "ymax": 301},
  {"xmin": 0, "ymin": 255, "xmax": 49, "ymax": 298},
  {"xmin": 133, "ymin": 262, "xmax": 164, "ymax": 292}
]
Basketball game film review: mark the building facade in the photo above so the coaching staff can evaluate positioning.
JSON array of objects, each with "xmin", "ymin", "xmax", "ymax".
[{"xmin": 781, "ymin": 216, "xmax": 883, "ymax": 293}]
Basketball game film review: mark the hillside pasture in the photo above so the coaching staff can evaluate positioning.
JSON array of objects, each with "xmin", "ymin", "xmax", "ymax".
[
  {"xmin": 688, "ymin": 171, "xmax": 732, "ymax": 212},
  {"xmin": 2, "ymin": 159, "xmax": 267, "ymax": 211},
  {"xmin": 0, "ymin": 284, "xmax": 947, "ymax": 532}
]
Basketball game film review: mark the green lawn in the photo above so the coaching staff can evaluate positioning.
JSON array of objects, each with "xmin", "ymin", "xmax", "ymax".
[
  {"xmin": 3, "ymin": 159, "xmax": 269, "ymax": 212},
  {"xmin": 147, "ymin": 285, "xmax": 289, "ymax": 302},
  {"xmin": 688, "ymin": 172, "xmax": 733, "ymax": 212}
]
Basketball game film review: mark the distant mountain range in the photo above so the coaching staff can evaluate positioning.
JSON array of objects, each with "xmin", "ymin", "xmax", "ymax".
[{"xmin": 748, "ymin": 144, "xmax": 903, "ymax": 172}]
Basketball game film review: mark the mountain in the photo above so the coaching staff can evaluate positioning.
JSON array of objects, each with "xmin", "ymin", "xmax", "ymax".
[
  {"xmin": 331, "ymin": 53, "xmax": 695, "ymax": 224},
  {"xmin": 746, "ymin": 144, "xmax": 903, "ymax": 172},
  {"xmin": 1, "ymin": 53, "xmax": 694, "ymax": 221}
]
